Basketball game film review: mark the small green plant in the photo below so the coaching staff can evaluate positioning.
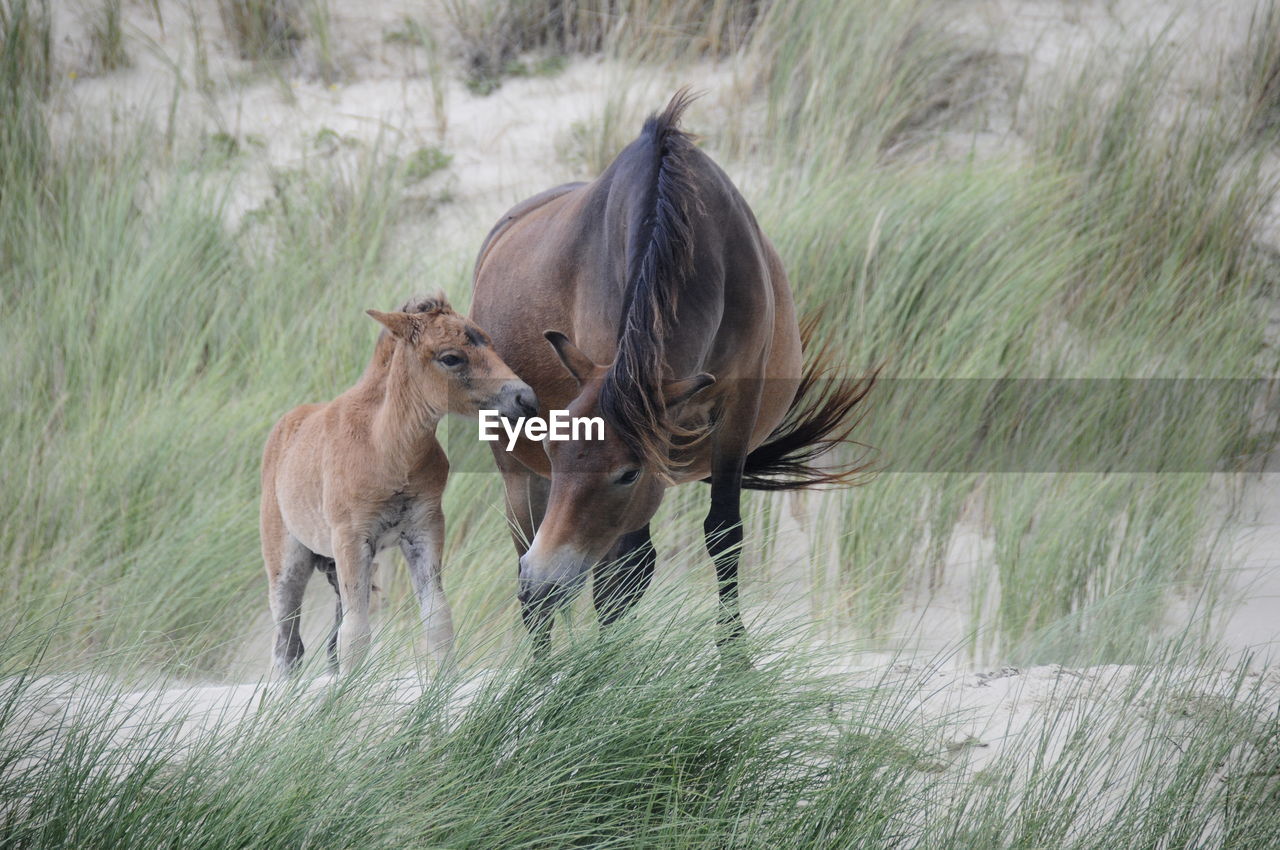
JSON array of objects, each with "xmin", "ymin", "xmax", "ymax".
[
  {"xmin": 401, "ymin": 145, "xmax": 451, "ymax": 183},
  {"xmin": 466, "ymin": 51, "xmax": 569, "ymax": 95},
  {"xmin": 558, "ymin": 90, "xmax": 645, "ymax": 176},
  {"xmin": 201, "ymin": 130, "xmax": 241, "ymax": 164},
  {"xmin": 383, "ymin": 16, "xmax": 423, "ymax": 45},
  {"xmin": 301, "ymin": 0, "xmax": 338, "ymax": 84},
  {"xmin": 311, "ymin": 126, "xmax": 359, "ymax": 155},
  {"xmin": 217, "ymin": 0, "xmax": 302, "ymax": 60},
  {"xmin": 88, "ymin": 0, "xmax": 129, "ymax": 72},
  {"xmin": 1, "ymin": 0, "xmax": 52, "ymax": 190}
]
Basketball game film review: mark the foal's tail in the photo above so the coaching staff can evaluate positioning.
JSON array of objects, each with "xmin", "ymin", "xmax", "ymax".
[{"xmin": 738, "ymin": 318, "xmax": 877, "ymax": 491}]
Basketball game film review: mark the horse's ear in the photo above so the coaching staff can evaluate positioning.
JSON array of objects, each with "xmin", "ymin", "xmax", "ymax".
[
  {"xmin": 664, "ymin": 373, "xmax": 715, "ymax": 408},
  {"xmin": 544, "ymin": 330, "xmax": 598, "ymax": 385},
  {"xmin": 367, "ymin": 309, "xmax": 418, "ymax": 342}
]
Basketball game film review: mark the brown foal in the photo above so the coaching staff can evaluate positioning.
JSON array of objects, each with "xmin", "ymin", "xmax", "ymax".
[{"xmin": 260, "ymin": 295, "xmax": 536, "ymax": 675}]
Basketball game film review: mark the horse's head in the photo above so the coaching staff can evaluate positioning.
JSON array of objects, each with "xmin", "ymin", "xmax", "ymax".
[
  {"xmin": 517, "ymin": 330, "xmax": 714, "ymax": 613},
  {"xmin": 367, "ymin": 294, "xmax": 537, "ymax": 421}
]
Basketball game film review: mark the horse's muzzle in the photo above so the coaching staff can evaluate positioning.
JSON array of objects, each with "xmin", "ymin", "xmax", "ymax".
[
  {"xmin": 517, "ymin": 551, "xmax": 589, "ymax": 612},
  {"xmin": 516, "ymin": 567, "xmax": 559, "ymax": 609}
]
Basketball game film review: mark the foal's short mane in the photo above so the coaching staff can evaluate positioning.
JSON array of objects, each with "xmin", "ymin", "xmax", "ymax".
[
  {"xmin": 368, "ymin": 292, "xmax": 453, "ymax": 375},
  {"xmin": 400, "ymin": 292, "xmax": 451, "ymax": 316},
  {"xmin": 599, "ymin": 90, "xmax": 702, "ymax": 476}
]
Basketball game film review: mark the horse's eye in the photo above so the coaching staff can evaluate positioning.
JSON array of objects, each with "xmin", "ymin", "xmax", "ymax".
[
  {"xmin": 615, "ymin": 468, "xmax": 640, "ymax": 486},
  {"xmin": 437, "ymin": 353, "xmax": 465, "ymax": 368}
]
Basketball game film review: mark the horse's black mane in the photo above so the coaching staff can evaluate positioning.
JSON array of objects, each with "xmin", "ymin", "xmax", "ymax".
[{"xmin": 598, "ymin": 89, "xmax": 702, "ymax": 476}]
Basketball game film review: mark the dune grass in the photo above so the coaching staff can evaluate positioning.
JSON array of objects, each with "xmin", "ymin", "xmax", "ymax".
[
  {"xmin": 3, "ymin": 0, "xmax": 1280, "ymax": 844},
  {"xmin": 443, "ymin": 0, "xmax": 760, "ymax": 94},
  {"xmin": 1, "ymin": 0, "xmax": 1276, "ymax": 676},
  {"xmin": 217, "ymin": 0, "xmax": 303, "ymax": 60},
  {"xmin": 2, "ymin": 604, "xmax": 1278, "ymax": 848},
  {"xmin": 719, "ymin": 0, "xmax": 1277, "ymax": 662}
]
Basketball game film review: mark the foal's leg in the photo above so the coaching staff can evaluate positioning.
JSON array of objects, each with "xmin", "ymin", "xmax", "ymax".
[
  {"xmin": 332, "ymin": 529, "xmax": 374, "ymax": 675},
  {"xmin": 592, "ymin": 525, "xmax": 657, "ymax": 627},
  {"xmin": 270, "ymin": 535, "xmax": 315, "ymax": 675},
  {"xmin": 401, "ymin": 504, "xmax": 455, "ymax": 670},
  {"xmin": 317, "ymin": 557, "xmax": 341, "ymax": 672}
]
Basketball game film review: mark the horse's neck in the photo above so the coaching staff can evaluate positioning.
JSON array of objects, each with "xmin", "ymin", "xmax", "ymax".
[{"xmin": 359, "ymin": 345, "xmax": 441, "ymax": 470}]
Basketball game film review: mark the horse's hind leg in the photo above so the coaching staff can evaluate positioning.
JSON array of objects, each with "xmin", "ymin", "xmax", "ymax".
[
  {"xmin": 592, "ymin": 525, "xmax": 657, "ymax": 627},
  {"xmin": 706, "ymin": 458, "xmax": 747, "ymax": 655},
  {"xmin": 704, "ymin": 393, "xmax": 759, "ymax": 659},
  {"xmin": 270, "ymin": 536, "xmax": 315, "ymax": 675},
  {"xmin": 317, "ymin": 557, "xmax": 341, "ymax": 673}
]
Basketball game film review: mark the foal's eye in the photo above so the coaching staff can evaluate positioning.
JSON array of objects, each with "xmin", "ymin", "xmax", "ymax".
[
  {"xmin": 437, "ymin": 353, "xmax": 465, "ymax": 368},
  {"xmin": 615, "ymin": 468, "xmax": 641, "ymax": 486}
]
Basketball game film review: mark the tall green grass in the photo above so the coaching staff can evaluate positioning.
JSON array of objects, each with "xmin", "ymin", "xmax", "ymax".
[
  {"xmin": 3, "ymin": 0, "xmax": 1280, "ymax": 843},
  {"xmin": 87, "ymin": 0, "xmax": 129, "ymax": 73},
  {"xmin": 0, "ymin": 0, "xmax": 1276, "ymax": 675},
  {"xmin": 3, "ymin": 608, "xmax": 1277, "ymax": 848},
  {"xmin": 708, "ymin": 0, "xmax": 1278, "ymax": 662},
  {"xmin": 217, "ymin": 0, "xmax": 302, "ymax": 60},
  {"xmin": 443, "ymin": 0, "xmax": 760, "ymax": 93}
]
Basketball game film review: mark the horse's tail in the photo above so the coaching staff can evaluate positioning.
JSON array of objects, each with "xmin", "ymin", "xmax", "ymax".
[{"xmin": 738, "ymin": 318, "xmax": 877, "ymax": 491}]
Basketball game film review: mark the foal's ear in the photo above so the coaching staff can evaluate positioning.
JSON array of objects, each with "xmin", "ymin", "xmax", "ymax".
[
  {"xmin": 544, "ymin": 330, "xmax": 599, "ymax": 385},
  {"xmin": 664, "ymin": 373, "xmax": 715, "ymax": 408},
  {"xmin": 367, "ymin": 309, "xmax": 418, "ymax": 342}
]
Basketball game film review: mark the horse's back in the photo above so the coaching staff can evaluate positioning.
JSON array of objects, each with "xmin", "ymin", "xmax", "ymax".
[{"xmin": 474, "ymin": 182, "xmax": 586, "ymax": 280}]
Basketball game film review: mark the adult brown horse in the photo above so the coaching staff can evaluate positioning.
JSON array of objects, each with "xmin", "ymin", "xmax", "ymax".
[{"xmin": 471, "ymin": 91, "xmax": 870, "ymax": 653}]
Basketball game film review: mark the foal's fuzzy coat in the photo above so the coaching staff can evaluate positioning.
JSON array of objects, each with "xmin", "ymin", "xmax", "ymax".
[{"xmin": 261, "ymin": 295, "xmax": 535, "ymax": 675}]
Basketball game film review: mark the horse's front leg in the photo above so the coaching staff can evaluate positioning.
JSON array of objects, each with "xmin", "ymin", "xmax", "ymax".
[
  {"xmin": 332, "ymin": 528, "xmax": 374, "ymax": 675},
  {"xmin": 493, "ymin": 447, "xmax": 554, "ymax": 656},
  {"xmin": 593, "ymin": 525, "xmax": 657, "ymax": 627},
  {"xmin": 401, "ymin": 504, "xmax": 455, "ymax": 671}
]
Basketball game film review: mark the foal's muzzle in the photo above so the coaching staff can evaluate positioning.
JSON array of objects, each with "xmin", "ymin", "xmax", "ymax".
[{"xmin": 496, "ymin": 381, "xmax": 538, "ymax": 421}]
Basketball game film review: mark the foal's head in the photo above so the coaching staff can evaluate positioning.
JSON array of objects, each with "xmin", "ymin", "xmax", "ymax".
[
  {"xmin": 367, "ymin": 294, "xmax": 537, "ymax": 421},
  {"xmin": 517, "ymin": 331, "xmax": 714, "ymax": 611}
]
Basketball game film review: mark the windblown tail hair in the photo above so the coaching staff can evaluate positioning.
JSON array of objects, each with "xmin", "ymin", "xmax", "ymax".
[{"xmin": 740, "ymin": 317, "xmax": 878, "ymax": 490}]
